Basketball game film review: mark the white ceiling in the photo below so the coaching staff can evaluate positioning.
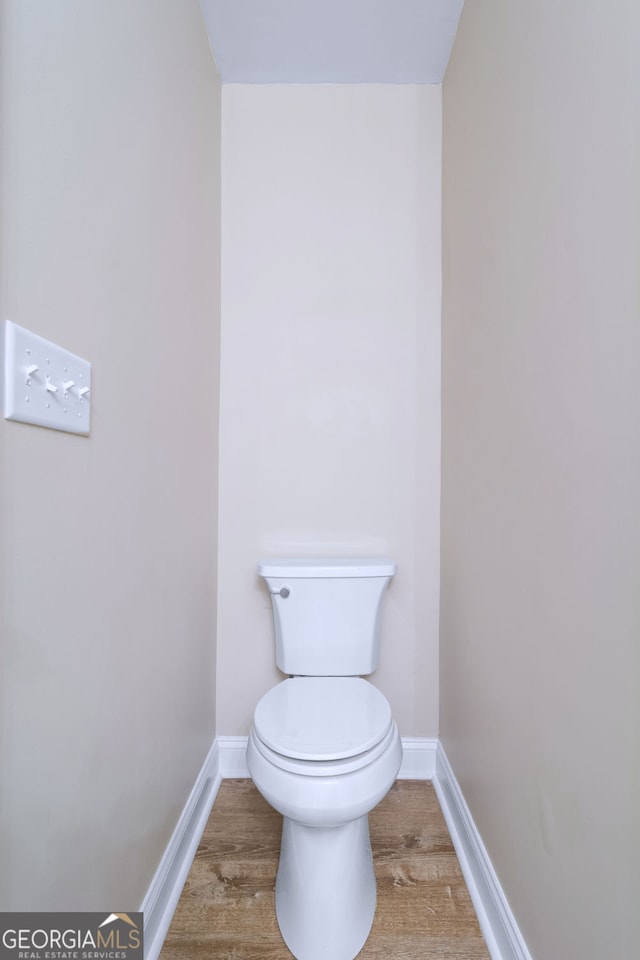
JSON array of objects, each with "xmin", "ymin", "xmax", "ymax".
[{"xmin": 199, "ymin": 0, "xmax": 465, "ymax": 84}]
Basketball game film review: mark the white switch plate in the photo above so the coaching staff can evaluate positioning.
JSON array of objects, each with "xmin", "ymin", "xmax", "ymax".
[{"xmin": 2, "ymin": 320, "xmax": 91, "ymax": 435}]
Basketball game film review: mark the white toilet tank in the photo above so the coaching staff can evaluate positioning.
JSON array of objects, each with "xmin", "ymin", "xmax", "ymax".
[{"xmin": 258, "ymin": 558, "xmax": 396, "ymax": 677}]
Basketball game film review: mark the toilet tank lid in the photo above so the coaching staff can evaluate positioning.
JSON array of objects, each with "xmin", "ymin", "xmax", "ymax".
[{"xmin": 257, "ymin": 557, "xmax": 396, "ymax": 578}]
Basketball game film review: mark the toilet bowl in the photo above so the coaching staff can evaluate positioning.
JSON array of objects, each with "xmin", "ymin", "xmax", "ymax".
[
  {"xmin": 247, "ymin": 557, "xmax": 400, "ymax": 960},
  {"xmin": 247, "ymin": 676, "xmax": 402, "ymax": 960}
]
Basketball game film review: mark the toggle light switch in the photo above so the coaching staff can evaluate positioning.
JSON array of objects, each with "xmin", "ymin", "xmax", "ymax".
[{"xmin": 2, "ymin": 320, "xmax": 91, "ymax": 435}]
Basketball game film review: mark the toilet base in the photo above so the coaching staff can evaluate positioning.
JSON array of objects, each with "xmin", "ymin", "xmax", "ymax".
[{"xmin": 275, "ymin": 814, "xmax": 376, "ymax": 960}]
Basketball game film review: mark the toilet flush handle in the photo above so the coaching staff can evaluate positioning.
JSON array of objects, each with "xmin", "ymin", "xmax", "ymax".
[{"xmin": 270, "ymin": 587, "xmax": 290, "ymax": 599}]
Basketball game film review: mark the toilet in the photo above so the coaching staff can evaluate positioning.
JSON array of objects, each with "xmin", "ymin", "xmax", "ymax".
[{"xmin": 246, "ymin": 557, "xmax": 402, "ymax": 960}]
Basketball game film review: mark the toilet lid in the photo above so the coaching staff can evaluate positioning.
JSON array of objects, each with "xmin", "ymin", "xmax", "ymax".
[{"xmin": 253, "ymin": 677, "xmax": 392, "ymax": 761}]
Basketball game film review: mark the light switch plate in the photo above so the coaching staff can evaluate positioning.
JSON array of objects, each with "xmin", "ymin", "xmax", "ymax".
[{"xmin": 3, "ymin": 320, "xmax": 91, "ymax": 435}]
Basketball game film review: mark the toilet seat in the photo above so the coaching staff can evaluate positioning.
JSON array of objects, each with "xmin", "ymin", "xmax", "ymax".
[
  {"xmin": 251, "ymin": 720, "xmax": 399, "ymax": 777},
  {"xmin": 252, "ymin": 677, "xmax": 393, "ymax": 775}
]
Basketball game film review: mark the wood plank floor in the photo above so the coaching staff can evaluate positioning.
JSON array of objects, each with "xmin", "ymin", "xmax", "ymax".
[{"xmin": 160, "ymin": 779, "xmax": 490, "ymax": 960}]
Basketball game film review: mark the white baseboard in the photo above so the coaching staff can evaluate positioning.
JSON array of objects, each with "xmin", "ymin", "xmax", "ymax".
[
  {"xmin": 433, "ymin": 743, "xmax": 532, "ymax": 960},
  {"xmin": 142, "ymin": 735, "xmax": 531, "ymax": 960},
  {"xmin": 217, "ymin": 735, "xmax": 250, "ymax": 777},
  {"xmin": 141, "ymin": 740, "xmax": 222, "ymax": 960},
  {"xmin": 397, "ymin": 737, "xmax": 437, "ymax": 778}
]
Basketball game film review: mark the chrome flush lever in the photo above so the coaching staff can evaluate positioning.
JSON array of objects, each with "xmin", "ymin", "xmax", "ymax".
[{"xmin": 270, "ymin": 587, "xmax": 290, "ymax": 599}]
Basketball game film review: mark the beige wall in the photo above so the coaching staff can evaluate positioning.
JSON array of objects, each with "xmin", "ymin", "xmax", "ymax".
[
  {"xmin": 441, "ymin": 1, "xmax": 640, "ymax": 957},
  {"xmin": 218, "ymin": 85, "xmax": 441, "ymax": 736},
  {"xmin": 0, "ymin": 1, "xmax": 221, "ymax": 909}
]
